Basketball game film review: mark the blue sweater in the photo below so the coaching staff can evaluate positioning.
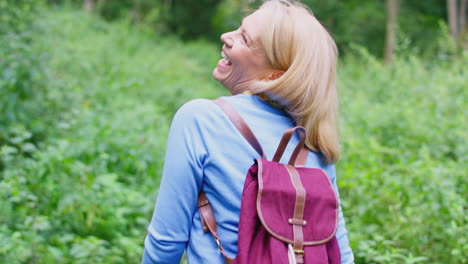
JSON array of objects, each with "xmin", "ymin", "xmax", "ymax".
[{"xmin": 142, "ymin": 94, "xmax": 354, "ymax": 263}]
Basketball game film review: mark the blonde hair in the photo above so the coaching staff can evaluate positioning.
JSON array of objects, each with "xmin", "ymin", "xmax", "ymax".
[{"xmin": 251, "ymin": 0, "xmax": 340, "ymax": 164}]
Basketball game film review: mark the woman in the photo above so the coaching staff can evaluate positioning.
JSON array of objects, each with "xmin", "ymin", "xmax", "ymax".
[{"xmin": 142, "ymin": 0, "xmax": 354, "ymax": 263}]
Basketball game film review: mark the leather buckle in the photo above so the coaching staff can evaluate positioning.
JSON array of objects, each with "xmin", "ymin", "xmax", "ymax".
[
  {"xmin": 215, "ymin": 238, "xmax": 224, "ymax": 251},
  {"xmin": 294, "ymin": 249, "xmax": 304, "ymax": 255},
  {"xmin": 288, "ymin": 218, "xmax": 307, "ymax": 226}
]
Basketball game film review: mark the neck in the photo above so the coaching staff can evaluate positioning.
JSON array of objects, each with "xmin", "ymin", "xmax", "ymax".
[{"xmin": 241, "ymin": 91, "xmax": 284, "ymax": 109}]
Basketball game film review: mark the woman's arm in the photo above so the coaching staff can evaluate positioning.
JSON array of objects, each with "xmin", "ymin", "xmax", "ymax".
[{"xmin": 142, "ymin": 101, "xmax": 208, "ymax": 264}]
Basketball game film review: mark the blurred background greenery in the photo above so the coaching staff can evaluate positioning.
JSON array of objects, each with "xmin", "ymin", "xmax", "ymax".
[{"xmin": 0, "ymin": 0, "xmax": 466, "ymax": 263}]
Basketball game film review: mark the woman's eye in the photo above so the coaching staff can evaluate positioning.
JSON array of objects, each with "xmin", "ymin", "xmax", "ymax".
[{"xmin": 242, "ymin": 34, "xmax": 248, "ymax": 43}]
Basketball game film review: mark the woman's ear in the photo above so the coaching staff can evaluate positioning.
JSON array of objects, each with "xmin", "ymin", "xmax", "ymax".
[{"xmin": 264, "ymin": 70, "xmax": 285, "ymax": 81}]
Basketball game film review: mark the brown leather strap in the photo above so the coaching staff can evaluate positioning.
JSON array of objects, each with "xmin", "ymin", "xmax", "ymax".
[
  {"xmin": 196, "ymin": 98, "xmax": 265, "ymax": 263},
  {"xmin": 198, "ymin": 191, "xmax": 235, "ymax": 263},
  {"xmin": 285, "ymin": 165, "xmax": 307, "ymax": 264},
  {"xmin": 197, "ymin": 191, "xmax": 214, "ymax": 233},
  {"xmin": 213, "ymin": 98, "xmax": 265, "ymax": 158},
  {"xmin": 296, "ymin": 147, "xmax": 309, "ymax": 167},
  {"xmin": 273, "ymin": 126, "xmax": 308, "ymax": 166},
  {"xmin": 295, "ymin": 253, "xmax": 304, "ymax": 264},
  {"xmin": 197, "ymin": 98, "xmax": 310, "ymax": 263}
]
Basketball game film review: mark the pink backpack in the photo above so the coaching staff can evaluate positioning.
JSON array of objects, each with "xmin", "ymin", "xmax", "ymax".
[{"xmin": 197, "ymin": 98, "xmax": 341, "ymax": 264}]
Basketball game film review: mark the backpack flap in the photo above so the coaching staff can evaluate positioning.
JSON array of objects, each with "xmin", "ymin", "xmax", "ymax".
[{"xmin": 255, "ymin": 159, "xmax": 338, "ymax": 245}]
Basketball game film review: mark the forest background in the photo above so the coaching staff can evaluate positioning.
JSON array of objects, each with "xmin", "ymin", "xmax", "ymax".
[{"xmin": 0, "ymin": 0, "xmax": 466, "ymax": 263}]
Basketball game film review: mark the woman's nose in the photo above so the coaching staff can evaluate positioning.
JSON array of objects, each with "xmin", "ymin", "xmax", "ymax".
[{"xmin": 221, "ymin": 32, "xmax": 234, "ymax": 48}]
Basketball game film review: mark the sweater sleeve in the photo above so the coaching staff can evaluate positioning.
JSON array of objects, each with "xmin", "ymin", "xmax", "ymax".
[
  {"xmin": 325, "ymin": 165, "xmax": 355, "ymax": 264},
  {"xmin": 142, "ymin": 100, "xmax": 209, "ymax": 264}
]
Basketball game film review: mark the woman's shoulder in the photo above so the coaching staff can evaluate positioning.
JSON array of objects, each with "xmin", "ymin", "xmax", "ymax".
[
  {"xmin": 173, "ymin": 98, "xmax": 221, "ymax": 123},
  {"xmin": 177, "ymin": 98, "xmax": 217, "ymax": 113},
  {"xmin": 174, "ymin": 94, "xmax": 260, "ymax": 122}
]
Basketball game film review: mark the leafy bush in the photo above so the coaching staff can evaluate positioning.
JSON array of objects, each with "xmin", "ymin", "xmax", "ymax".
[
  {"xmin": 0, "ymin": 0, "xmax": 68, "ymax": 168},
  {"xmin": 0, "ymin": 6, "xmax": 466, "ymax": 264},
  {"xmin": 338, "ymin": 47, "xmax": 467, "ymax": 263},
  {"xmin": 1, "ymin": 8, "xmax": 223, "ymax": 264},
  {"xmin": 42, "ymin": 0, "xmax": 452, "ymax": 58}
]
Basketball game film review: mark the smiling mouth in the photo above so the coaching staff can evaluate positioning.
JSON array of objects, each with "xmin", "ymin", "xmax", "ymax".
[{"xmin": 221, "ymin": 51, "xmax": 232, "ymax": 66}]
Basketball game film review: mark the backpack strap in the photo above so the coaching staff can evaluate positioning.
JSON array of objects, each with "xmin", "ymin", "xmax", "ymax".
[
  {"xmin": 296, "ymin": 147, "xmax": 309, "ymax": 167},
  {"xmin": 197, "ymin": 98, "xmax": 308, "ymax": 263},
  {"xmin": 284, "ymin": 165, "xmax": 307, "ymax": 264},
  {"xmin": 197, "ymin": 97, "xmax": 265, "ymax": 263},
  {"xmin": 272, "ymin": 126, "xmax": 309, "ymax": 166},
  {"xmin": 197, "ymin": 192, "xmax": 234, "ymax": 264},
  {"xmin": 213, "ymin": 98, "xmax": 265, "ymax": 158}
]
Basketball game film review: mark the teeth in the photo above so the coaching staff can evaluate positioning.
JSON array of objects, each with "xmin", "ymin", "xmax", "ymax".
[
  {"xmin": 221, "ymin": 51, "xmax": 232, "ymax": 66},
  {"xmin": 221, "ymin": 51, "xmax": 231, "ymax": 62}
]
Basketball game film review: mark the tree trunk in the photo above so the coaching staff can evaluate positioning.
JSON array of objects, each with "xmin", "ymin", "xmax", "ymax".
[
  {"xmin": 84, "ymin": 0, "xmax": 93, "ymax": 12},
  {"xmin": 133, "ymin": 0, "xmax": 141, "ymax": 23},
  {"xmin": 459, "ymin": 0, "xmax": 467, "ymax": 36},
  {"xmin": 384, "ymin": 0, "xmax": 398, "ymax": 65},
  {"xmin": 447, "ymin": 0, "xmax": 458, "ymax": 41}
]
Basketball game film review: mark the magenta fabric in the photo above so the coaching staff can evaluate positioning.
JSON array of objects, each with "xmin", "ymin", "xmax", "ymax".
[{"xmin": 232, "ymin": 159, "xmax": 341, "ymax": 264}]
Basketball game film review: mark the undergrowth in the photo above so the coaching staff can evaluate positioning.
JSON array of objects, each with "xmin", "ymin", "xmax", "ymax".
[{"xmin": 0, "ymin": 6, "xmax": 466, "ymax": 264}]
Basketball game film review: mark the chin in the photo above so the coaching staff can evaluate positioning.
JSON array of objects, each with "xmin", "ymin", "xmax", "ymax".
[
  {"xmin": 212, "ymin": 68, "xmax": 222, "ymax": 82},
  {"xmin": 213, "ymin": 69, "xmax": 229, "ymax": 87},
  {"xmin": 212, "ymin": 68, "xmax": 239, "ymax": 94}
]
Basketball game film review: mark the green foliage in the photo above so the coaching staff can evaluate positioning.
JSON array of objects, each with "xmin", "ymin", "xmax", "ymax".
[
  {"xmin": 338, "ymin": 47, "xmax": 467, "ymax": 264},
  {"xmin": 40, "ymin": 0, "xmax": 453, "ymax": 58},
  {"xmin": 211, "ymin": 0, "xmax": 256, "ymax": 41},
  {"xmin": 1, "ymin": 7, "xmax": 223, "ymax": 264},
  {"xmin": 210, "ymin": 0, "xmax": 451, "ymax": 57},
  {"xmin": 299, "ymin": 0, "xmax": 448, "ymax": 57},
  {"xmin": 398, "ymin": 0, "xmax": 448, "ymax": 55},
  {"xmin": 0, "ymin": 0, "xmax": 43, "ymax": 33},
  {"xmin": 47, "ymin": 0, "xmax": 222, "ymax": 39},
  {"xmin": 166, "ymin": 0, "xmax": 222, "ymax": 39},
  {"xmin": 0, "ymin": 0, "xmax": 67, "ymax": 167},
  {"xmin": 0, "ymin": 5, "xmax": 466, "ymax": 264}
]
